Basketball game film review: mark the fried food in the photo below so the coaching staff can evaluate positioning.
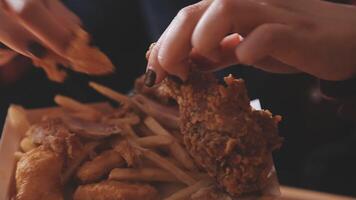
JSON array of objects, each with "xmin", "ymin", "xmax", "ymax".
[
  {"xmin": 89, "ymin": 82, "xmax": 132, "ymax": 109},
  {"xmin": 54, "ymin": 95, "xmax": 102, "ymax": 121},
  {"xmin": 109, "ymin": 168, "xmax": 178, "ymax": 182},
  {"xmin": 25, "ymin": 118, "xmax": 69, "ymax": 146},
  {"xmin": 164, "ymin": 179, "xmax": 213, "ymax": 200},
  {"xmin": 160, "ymin": 72, "xmax": 282, "ymax": 197},
  {"xmin": 134, "ymin": 135, "xmax": 173, "ymax": 148},
  {"xmin": 190, "ymin": 186, "xmax": 232, "ymax": 200},
  {"xmin": 134, "ymin": 74, "xmax": 171, "ymax": 104},
  {"xmin": 73, "ymin": 181, "xmax": 159, "ymax": 200},
  {"xmin": 113, "ymin": 140, "xmax": 142, "ymax": 167},
  {"xmin": 136, "ymin": 144, "xmax": 196, "ymax": 185},
  {"xmin": 8, "ymin": 105, "xmax": 31, "ymax": 135},
  {"xmin": 132, "ymin": 94, "xmax": 179, "ymax": 129},
  {"xmin": 62, "ymin": 141, "xmax": 100, "ymax": 184},
  {"xmin": 77, "ymin": 150, "xmax": 125, "ymax": 183},
  {"xmin": 16, "ymin": 146, "xmax": 64, "ymax": 200},
  {"xmin": 61, "ymin": 116, "xmax": 122, "ymax": 139},
  {"xmin": 19, "ymin": 137, "xmax": 36, "ymax": 152},
  {"xmin": 144, "ymin": 117, "xmax": 196, "ymax": 171},
  {"xmin": 12, "ymin": 72, "xmax": 281, "ymax": 200}
]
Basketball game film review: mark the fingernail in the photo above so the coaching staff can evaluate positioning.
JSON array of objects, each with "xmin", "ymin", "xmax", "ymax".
[
  {"xmin": 27, "ymin": 42, "xmax": 47, "ymax": 58},
  {"xmin": 144, "ymin": 69, "xmax": 157, "ymax": 87}
]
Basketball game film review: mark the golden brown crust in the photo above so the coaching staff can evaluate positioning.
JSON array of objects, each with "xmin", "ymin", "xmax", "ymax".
[
  {"xmin": 160, "ymin": 72, "xmax": 282, "ymax": 197},
  {"xmin": 73, "ymin": 181, "xmax": 159, "ymax": 200},
  {"xmin": 77, "ymin": 150, "xmax": 125, "ymax": 183},
  {"xmin": 15, "ymin": 146, "xmax": 64, "ymax": 200}
]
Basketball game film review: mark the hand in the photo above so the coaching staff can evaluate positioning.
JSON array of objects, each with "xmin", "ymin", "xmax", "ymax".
[
  {"xmin": 0, "ymin": 0, "xmax": 81, "ymax": 66},
  {"xmin": 146, "ymin": 0, "xmax": 356, "ymax": 85}
]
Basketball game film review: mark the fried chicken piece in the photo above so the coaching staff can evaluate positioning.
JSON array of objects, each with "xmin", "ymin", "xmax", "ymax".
[
  {"xmin": 77, "ymin": 150, "xmax": 125, "ymax": 183},
  {"xmin": 25, "ymin": 118, "xmax": 85, "ymax": 162},
  {"xmin": 134, "ymin": 75, "xmax": 171, "ymax": 104},
  {"xmin": 61, "ymin": 116, "xmax": 122, "ymax": 139},
  {"xmin": 16, "ymin": 118, "xmax": 87, "ymax": 199},
  {"xmin": 15, "ymin": 146, "xmax": 64, "ymax": 200},
  {"xmin": 191, "ymin": 186, "xmax": 232, "ymax": 200},
  {"xmin": 113, "ymin": 140, "xmax": 142, "ymax": 167},
  {"xmin": 73, "ymin": 181, "xmax": 159, "ymax": 200},
  {"xmin": 160, "ymin": 72, "xmax": 282, "ymax": 197},
  {"xmin": 26, "ymin": 118, "xmax": 69, "ymax": 146}
]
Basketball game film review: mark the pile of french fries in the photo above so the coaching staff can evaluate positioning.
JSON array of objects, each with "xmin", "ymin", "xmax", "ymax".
[{"xmin": 14, "ymin": 82, "xmax": 215, "ymax": 200}]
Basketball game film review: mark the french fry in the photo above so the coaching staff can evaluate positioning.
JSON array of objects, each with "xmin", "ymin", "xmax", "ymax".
[
  {"xmin": 133, "ymin": 143, "xmax": 196, "ymax": 185},
  {"xmin": 61, "ymin": 141, "xmax": 100, "ymax": 184},
  {"xmin": 70, "ymin": 112, "xmax": 100, "ymax": 121},
  {"xmin": 122, "ymin": 124, "xmax": 139, "ymax": 139},
  {"xmin": 54, "ymin": 95, "xmax": 101, "ymax": 120},
  {"xmin": 164, "ymin": 179, "xmax": 213, "ymax": 200},
  {"xmin": 114, "ymin": 140, "xmax": 142, "ymax": 167},
  {"xmin": 138, "ymin": 156, "xmax": 204, "ymax": 176},
  {"xmin": 105, "ymin": 114, "xmax": 140, "ymax": 126},
  {"xmin": 144, "ymin": 117, "xmax": 196, "ymax": 171},
  {"xmin": 89, "ymin": 82, "xmax": 131, "ymax": 109},
  {"xmin": 8, "ymin": 105, "xmax": 30, "ymax": 136},
  {"xmin": 134, "ymin": 123, "xmax": 155, "ymax": 137},
  {"xmin": 131, "ymin": 94, "xmax": 180, "ymax": 129},
  {"xmin": 134, "ymin": 135, "xmax": 173, "ymax": 148},
  {"xmin": 144, "ymin": 116, "xmax": 172, "ymax": 136},
  {"xmin": 20, "ymin": 137, "xmax": 36, "ymax": 152},
  {"xmin": 109, "ymin": 168, "xmax": 179, "ymax": 182},
  {"xmin": 77, "ymin": 150, "xmax": 125, "ymax": 183},
  {"xmin": 14, "ymin": 151, "xmax": 24, "ymax": 161}
]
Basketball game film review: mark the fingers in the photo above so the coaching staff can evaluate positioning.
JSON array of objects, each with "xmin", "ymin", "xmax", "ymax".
[
  {"xmin": 192, "ymin": 0, "xmax": 307, "ymax": 75},
  {"xmin": 156, "ymin": 0, "xmax": 212, "ymax": 81},
  {"xmin": 4, "ymin": 0, "xmax": 77, "ymax": 55},
  {"xmin": 236, "ymin": 24, "xmax": 292, "ymax": 65},
  {"xmin": 190, "ymin": 33, "xmax": 242, "ymax": 71},
  {"xmin": 146, "ymin": 0, "xmax": 306, "ymax": 85},
  {"xmin": 0, "ymin": 48, "xmax": 17, "ymax": 66},
  {"xmin": 192, "ymin": 0, "xmax": 236, "ymax": 61},
  {"xmin": 254, "ymin": 56, "xmax": 300, "ymax": 74},
  {"xmin": 192, "ymin": 0, "xmax": 294, "ymax": 61},
  {"xmin": 46, "ymin": 0, "xmax": 81, "ymax": 30},
  {"xmin": 0, "ymin": 10, "xmax": 44, "ymax": 57},
  {"xmin": 146, "ymin": 40, "xmax": 167, "ymax": 86},
  {"xmin": 146, "ymin": 0, "xmax": 212, "ymax": 85},
  {"xmin": 235, "ymin": 23, "xmax": 301, "ymax": 75}
]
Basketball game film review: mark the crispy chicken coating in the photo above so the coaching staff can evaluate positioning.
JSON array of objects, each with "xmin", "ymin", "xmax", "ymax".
[
  {"xmin": 16, "ymin": 118, "xmax": 86, "ymax": 199},
  {"xmin": 73, "ymin": 181, "xmax": 159, "ymax": 200},
  {"xmin": 15, "ymin": 146, "xmax": 64, "ymax": 200},
  {"xmin": 77, "ymin": 150, "xmax": 125, "ymax": 183},
  {"xmin": 160, "ymin": 72, "xmax": 282, "ymax": 197}
]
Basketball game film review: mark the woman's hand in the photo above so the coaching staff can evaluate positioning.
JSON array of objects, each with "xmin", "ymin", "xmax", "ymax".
[
  {"xmin": 146, "ymin": 0, "xmax": 356, "ymax": 85},
  {"xmin": 0, "ymin": 0, "xmax": 81, "ymax": 66}
]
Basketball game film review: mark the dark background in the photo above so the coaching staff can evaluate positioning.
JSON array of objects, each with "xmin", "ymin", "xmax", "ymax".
[{"xmin": 0, "ymin": 0, "xmax": 355, "ymax": 197}]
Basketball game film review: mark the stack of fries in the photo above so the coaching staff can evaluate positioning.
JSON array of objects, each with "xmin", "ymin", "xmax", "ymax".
[{"xmin": 13, "ymin": 82, "xmax": 215, "ymax": 200}]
